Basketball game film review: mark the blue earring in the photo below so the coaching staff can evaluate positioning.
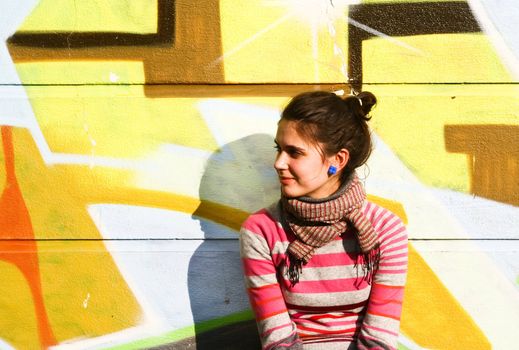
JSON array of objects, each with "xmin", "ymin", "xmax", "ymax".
[{"xmin": 328, "ymin": 165, "xmax": 337, "ymax": 176}]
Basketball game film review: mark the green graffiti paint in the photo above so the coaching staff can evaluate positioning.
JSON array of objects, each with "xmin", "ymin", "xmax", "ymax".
[{"xmin": 107, "ymin": 309, "xmax": 255, "ymax": 350}]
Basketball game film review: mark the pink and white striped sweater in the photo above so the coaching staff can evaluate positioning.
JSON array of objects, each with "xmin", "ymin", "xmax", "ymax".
[{"xmin": 240, "ymin": 200, "xmax": 408, "ymax": 350}]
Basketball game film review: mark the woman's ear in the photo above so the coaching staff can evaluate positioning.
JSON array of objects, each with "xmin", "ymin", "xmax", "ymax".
[{"xmin": 333, "ymin": 148, "xmax": 349, "ymax": 171}]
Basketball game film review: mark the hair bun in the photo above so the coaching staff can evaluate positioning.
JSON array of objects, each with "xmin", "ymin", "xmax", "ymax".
[
  {"xmin": 356, "ymin": 91, "xmax": 377, "ymax": 117},
  {"xmin": 341, "ymin": 90, "xmax": 377, "ymax": 121}
]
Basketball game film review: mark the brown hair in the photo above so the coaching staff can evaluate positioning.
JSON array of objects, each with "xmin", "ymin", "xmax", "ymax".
[{"xmin": 280, "ymin": 90, "xmax": 377, "ymax": 183}]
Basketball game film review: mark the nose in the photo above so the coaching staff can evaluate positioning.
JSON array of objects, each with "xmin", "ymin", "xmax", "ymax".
[{"xmin": 274, "ymin": 151, "xmax": 288, "ymax": 171}]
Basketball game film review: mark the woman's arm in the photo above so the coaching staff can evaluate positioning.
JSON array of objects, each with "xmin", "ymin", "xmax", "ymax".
[
  {"xmin": 240, "ymin": 213, "xmax": 303, "ymax": 350},
  {"xmin": 357, "ymin": 209, "xmax": 409, "ymax": 350}
]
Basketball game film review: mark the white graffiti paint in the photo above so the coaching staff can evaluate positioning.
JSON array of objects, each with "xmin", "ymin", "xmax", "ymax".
[
  {"xmin": 75, "ymin": 206, "xmax": 247, "ymax": 349},
  {"xmin": 108, "ymin": 72, "xmax": 120, "ymax": 83},
  {"xmin": 0, "ymin": 338, "xmax": 15, "ymax": 350},
  {"xmin": 0, "ymin": 0, "xmax": 47, "ymax": 157},
  {"xmin": 468, "ymin": 0, "xmax": 519, "ymax": 79},
  {"xmin": 82, "ymin": 293, "xmax": 91, "ymax": 309},
  {"xmin": 88, "ymin": 204, "xmax": 236, "ymax": 240}
]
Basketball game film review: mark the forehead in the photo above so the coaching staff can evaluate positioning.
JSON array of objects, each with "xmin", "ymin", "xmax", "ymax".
[
  {"xmin": 276, "ymin": 120, "xmax": 306, "ymax": 144},
  {"xmin": 276, "ymin": 119, "xmax": 324, "ymax": 152}
]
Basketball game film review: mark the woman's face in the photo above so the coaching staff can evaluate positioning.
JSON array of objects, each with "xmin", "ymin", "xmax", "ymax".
[{"xmin": 274, "ymin": 119, "xmax": 340, "ymax": 199}]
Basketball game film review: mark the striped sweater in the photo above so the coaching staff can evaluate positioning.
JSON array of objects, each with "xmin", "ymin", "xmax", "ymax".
[{"xmin": 240, "ymin": 200, "xmax": 408, "ymax": 350}]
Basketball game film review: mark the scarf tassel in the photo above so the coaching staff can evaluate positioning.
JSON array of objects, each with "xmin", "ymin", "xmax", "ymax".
[
  {"xmin": 288, "ymin": 248, "xmax": 380, "ymax": 287},
  {"xmin": 359, "ymin": 246, "xmax": 380, "ymax": 285},
  {"xmin": 286, "ymin": 254, "xmax": 304, "ymax": 286}
]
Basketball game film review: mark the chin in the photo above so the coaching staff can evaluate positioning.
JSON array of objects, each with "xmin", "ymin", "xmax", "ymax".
[{"xmin": 281, "ymin": 186, "xmax": 306, "ymax": 198}]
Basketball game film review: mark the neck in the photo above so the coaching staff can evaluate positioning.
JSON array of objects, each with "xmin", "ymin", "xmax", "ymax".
[{"xmin": 296, "ymin": 172, "xmax": 355, "ymax": 203}]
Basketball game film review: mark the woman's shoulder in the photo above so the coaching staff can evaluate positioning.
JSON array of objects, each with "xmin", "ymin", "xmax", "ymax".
[
  {"xmin": 363, "ymin": 201, "xmax": 408, "ymax": 242},
  {"xmin": 241, "ymin": 200, "xmax": 282, "ymax": 233},
  {"xmin": 363, "ymin": 201, "xmax": 405, "ymax": 225}
]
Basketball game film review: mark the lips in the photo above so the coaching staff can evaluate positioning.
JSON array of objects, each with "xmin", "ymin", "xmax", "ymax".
[{"xmin": 278, "ymin": 177, "xmax": 295, "ymax": 185}]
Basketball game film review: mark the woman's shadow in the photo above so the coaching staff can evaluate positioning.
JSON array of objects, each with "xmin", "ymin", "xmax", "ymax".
[{"xmin": 185, "ymin": 133, "xmax": 279, "ymax": 349}]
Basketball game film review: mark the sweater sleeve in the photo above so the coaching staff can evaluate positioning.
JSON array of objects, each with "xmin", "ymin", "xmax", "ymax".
[
  {"xmin": 357, "ymin": 207, "xmax": 409, "ymax": 350},
  {"xmin": 240, "ymin": 213, "xmax": 303, "ymax": 350}
]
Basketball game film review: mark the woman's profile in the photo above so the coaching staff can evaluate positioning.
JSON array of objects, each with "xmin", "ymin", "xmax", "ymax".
[{"xmin": 240, "ymin": 90, "xmax": 408, "ymax": 349}]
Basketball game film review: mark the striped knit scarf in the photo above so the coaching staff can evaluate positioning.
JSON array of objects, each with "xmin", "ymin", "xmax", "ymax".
[{"xmin": 281, "ymin": 174, "xmax": 379, "ymax": 284}]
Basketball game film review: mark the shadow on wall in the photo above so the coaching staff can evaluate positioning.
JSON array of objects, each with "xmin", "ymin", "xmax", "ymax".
[
  {"xmin": 166, "ymin": 134, "xmax": 279, "ymax": 349},
  {"xmin": 445, "ymin": 124, "xmax": 519, "ymax": 206}
]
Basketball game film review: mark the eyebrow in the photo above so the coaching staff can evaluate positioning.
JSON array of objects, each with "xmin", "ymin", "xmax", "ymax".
[{"xmin": 274, "ymin": 140, "xmax": 306, "ymax": 153}]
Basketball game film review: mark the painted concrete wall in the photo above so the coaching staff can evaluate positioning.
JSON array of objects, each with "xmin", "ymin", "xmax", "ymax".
[{"xmin": 1, "ymin": 1, "xmax": 518, "ymax": 349}]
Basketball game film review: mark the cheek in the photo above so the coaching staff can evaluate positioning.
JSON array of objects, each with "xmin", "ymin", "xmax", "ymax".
[{"xmin": 297, "ymin": 160, "xmax": 327, "ymax": 182}]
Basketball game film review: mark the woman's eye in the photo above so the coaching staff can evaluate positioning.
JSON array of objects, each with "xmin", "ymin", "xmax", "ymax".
[{"xmin": 274, "ymin": 145, "xmax": 281, "ymax": 152}]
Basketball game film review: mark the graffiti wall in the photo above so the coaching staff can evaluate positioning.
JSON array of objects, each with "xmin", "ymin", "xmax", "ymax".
[{"xmin": 1, "ymin": 0, "xmax": 518, "ymax": 349}]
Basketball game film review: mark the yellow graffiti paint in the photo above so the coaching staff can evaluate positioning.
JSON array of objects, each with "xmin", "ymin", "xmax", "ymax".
[
  {"xmin": 18, "ymin": 0, "xmax": 157, "ymax": 33},
  {"xmin": 360, "ymin": 29, "xmax": 518, "ymax": 194},
  {"xmin": 11, "ymin": 128, "xmax": 128, "ymax": 238},
  {"xmin": 2, "ymin": 123, "xmax": 248, "ymax": 344},
  {"xmin": 219, "ymin": 0, "xmax": 348, "ymax": 83},
  {"xmin": 2, "ymin": 126, "xmax": 249, "ymax": 345},
  {"xmin": 367, "ymin": 194, "xmax": 408, "ymax": 224},
  {"xmin": 38, "ymin": 240, "xmax": 142, "ymax": 342},
  {"xmin": 364, "ymin": 196, "xmax": 490, "ymax": 349},
  {"xmin": 0, "ymin": 261, "xmax": 40, "ymax": 349},
  {"xmin": 15, "ymin": 85, "xmax": 219, "ymax": 157},
  {"xmin": 401, "ymin": 245, "xmax": 491, "ymax": 349},
  {"xmin": 367, "ymin": 84, "xmax": 519, "ymax": 193},
  {"xmin": 363, "ymin": 34, "xmax": 511, "ymax": 83},
  {"xmin": 15, "ymin": 61, "xmax": 146, "ymax": 85},
  {"xmin": 8, "ymin": 128, "xmax": 141, "ymax": 342}
]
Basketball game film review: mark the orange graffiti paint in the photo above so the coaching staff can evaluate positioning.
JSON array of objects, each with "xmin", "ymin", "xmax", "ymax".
[{"xmin": 0, "ymin": 126, "xmax": 56, "ymax": 349}]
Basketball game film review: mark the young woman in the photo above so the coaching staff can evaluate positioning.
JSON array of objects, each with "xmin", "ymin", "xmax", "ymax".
[{"xmin": 240, "ymin": 90, "xmax": 408, "ymax": 349}]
